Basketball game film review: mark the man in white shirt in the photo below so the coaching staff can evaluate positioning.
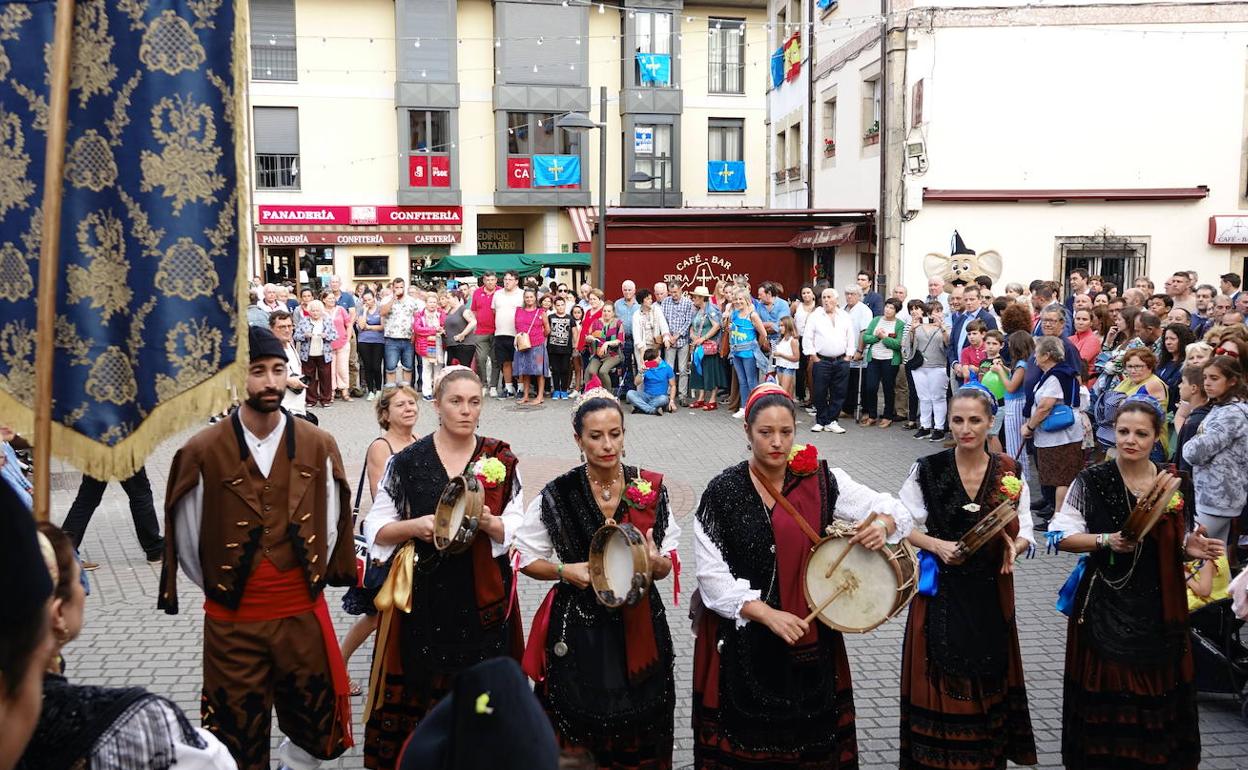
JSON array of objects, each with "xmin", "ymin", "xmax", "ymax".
[
  {"xmin": 842, "ymin": 285, "xmax": 872, "ymax": 419},
  {"xmin": 490, "ymin": 270, "xmax": 525, "ymax": 398},
  {"xmin": 268, "ymin": 310, "xmax": 307, "ymax": 419},
  {"xmin": 802, "ymin": 288, "xmax": 855, "ymax": 433}
]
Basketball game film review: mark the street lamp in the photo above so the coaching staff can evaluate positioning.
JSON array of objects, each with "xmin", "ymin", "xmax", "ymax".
[
  {"xmin": 556, "ymin": 88, "xmax": 607, "ymax": 288},
  {"xmin": 628, "ymin": 153, "xmax": 669, "ymax": 209}
]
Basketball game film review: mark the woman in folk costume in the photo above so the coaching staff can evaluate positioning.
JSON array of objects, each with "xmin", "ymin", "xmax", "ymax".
[
  {"xmin": 361, "ymin": 366, "xmax": 526, "ymax": 770},
  {"xmin": 897, "ymin": 383, "xmax": 1037, "ymax": 769},
  {"xmin": 691, "ymin": 383, "xmax": 912, "ymax": 768},
  {"xmin": 516, "ymin": 376, "xmax": 680, "ymax": 768},
  {"xmin": 1050, "ymin": 395, "xmax": 1224, "ymax": 769}
]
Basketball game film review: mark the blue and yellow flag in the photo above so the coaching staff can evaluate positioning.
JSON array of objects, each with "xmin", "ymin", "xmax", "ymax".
[
  {"xmin": 635, "ymin": 53, "xmax": 671, "ymax": 86},
  {"xmin": 0, "ymin": 1, "xmax": 249, "ymax": 479},
  {"xmin": 707, "ymin": 161, "xmax": 746, "ymax": 192},
  {"xmin": 532, "ymin": 154, "xmax": 581, "ymax": 187}
]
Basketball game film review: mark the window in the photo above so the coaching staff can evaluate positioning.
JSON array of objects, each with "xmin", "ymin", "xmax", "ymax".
[
  {"xmin": 787, "ymin": 123, "xmax": 801, "ymax": 176},
  {"xmin": 708, "ymin": 119, "xmax": 743, "ymax": 162},
  {"xmin": 353, "ymin": 256, "xmax": 390, "ymax": 278},
  {"xmin": 253, "ymin": 106, "xmax": 299, "ymax": 190},
  {"xmin": 774, "ymin": 130, "xmax": 786, "ymax": 182},
  {"xmin": 634, "ymin": 10, "xmax": 673, "ymax": 87},
  {"xmin": 632, "ymin": 123, "xmax": 672, "ymax": 190},
  {"xmin": 863, "ymin": 77, "xmax": 881, "ymax": 138},
  {"xmin": 822, "ymin": 98, "xmax": 837, "ymax": 156},
  {"xmin": 408, "ymin": 110, "xmax": 451, "ymax": 188},
  {"xmin": 708, "ymin": 18, "xmax": 744, "ymax": 95},
  {"xmin": 507, "ymin": 113, "xmax": 579, "ymax": 156},
  {"xmin": 250, "ymin": 0, "xmax": 297, "ymax": 81},
  {"xmin": 776, "ymin": 7, "xmax": 786, "ymax": 45},
  {"xmin": 1058, "ymin": 233, "xmax": 1148, "ymax": 292}
]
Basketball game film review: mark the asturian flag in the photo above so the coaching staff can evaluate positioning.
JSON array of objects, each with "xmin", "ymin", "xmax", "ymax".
[
  {"xmin": 635, "ymin": 53, "xmax": 671, "ymax": 86},
  {"xmin": 0, "ymin": 0, "xmax": 249, "ymax": 480},
  {"xmin": 532, "ymin": 155, "xmax": 581, "ymax": 187},
  {"xmin": 708, "ymin": 161, "xmax": 746, "ymax": 192}
]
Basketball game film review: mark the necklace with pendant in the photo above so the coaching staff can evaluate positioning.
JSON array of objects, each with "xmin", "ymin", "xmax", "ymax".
[{"xmin": 589, "ymin": 466, "xmax": 622, "ymax": 501}]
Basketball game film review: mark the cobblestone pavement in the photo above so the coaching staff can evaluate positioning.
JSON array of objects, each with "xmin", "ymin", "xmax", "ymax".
[{"xmin": 54, "ymin": 396, "xmax": 1247, "ymax": 769}]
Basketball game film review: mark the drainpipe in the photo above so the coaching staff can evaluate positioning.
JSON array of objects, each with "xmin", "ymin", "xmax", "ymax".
[
  {"xmin": 807, "ymin": 0, "xmax": 816, "ymax": 210},
  {"xmin": 876, "ymin": 0, "xmax": 887, "ymax": 279}
]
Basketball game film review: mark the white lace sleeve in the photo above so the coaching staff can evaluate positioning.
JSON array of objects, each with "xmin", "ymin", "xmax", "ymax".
[
  {"xmin": 363, "ymin": 458, "xmax": 399, "ymax": 561},
  {"xmin": 1015, "ymin": 479, "xmax": 1036, "ymax": 546},
  {"xmin": 693, "ymin": 517, "xmax": 761, "ymax": 628},
  {"xmin": 830, "ymin": 466, "xmax": 913, "ymax": 543},
  {"xmin": 1049, "ymin": 475, "xmax": 1088, "ymax": 535},
  {"xmin": 659, "ymin": 514, "xmax": 681, "ymax": 556},
  {"xmin": 898, "ymin": 463, "xmax": 926, "ymax": 529},
  {"xmin": 492, "ymin": 469, "xmax": 525, "ymax": 558},
  {"xmin": 514, "ymin": 494, "xmax": 554, "ymax": 569}
]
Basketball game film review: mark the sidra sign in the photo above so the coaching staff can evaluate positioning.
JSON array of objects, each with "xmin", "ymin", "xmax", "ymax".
[{"xmin": 666, "ymin": 253, "xmax": 750, "ymax": 288}]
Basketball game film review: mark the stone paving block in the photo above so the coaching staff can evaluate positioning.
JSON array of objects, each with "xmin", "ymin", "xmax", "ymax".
[{"xmin": 48, "ymin": 397, "xmax": 1247, "ymax": 769}]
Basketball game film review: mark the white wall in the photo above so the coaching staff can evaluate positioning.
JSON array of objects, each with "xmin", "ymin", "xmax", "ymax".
[{"xmin": 898, "ymin": 22, "xmax": 1248, "ymax": 290}]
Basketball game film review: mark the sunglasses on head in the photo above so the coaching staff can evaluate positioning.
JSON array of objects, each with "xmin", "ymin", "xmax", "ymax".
[{"xmin": 1215, "ymin": 347, "xmax": 1240, "ymax": 358}]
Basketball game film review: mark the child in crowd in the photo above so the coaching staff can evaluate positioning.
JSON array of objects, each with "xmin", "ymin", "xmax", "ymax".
[
  {"xmin": 997, "ymin": 331, "xmax": 1034, "ymax": 477},
  {"xmin": 978, "ymin": 329, "xmax": 1006, "ymax": 453},
  {"xmin": 773, "ymin": 316, "xmax": 801, "ymax": 396},
  {"xmin": 547, "ymin": 296, "xmax": 575, "ymax": 400},
  {"xmin": 1174, "ymin": 364, "xmax": 1211, "ymax": 474},
  {"xmin": 957, "ymin": 319, "xmax": 989, "ymax": 383}
]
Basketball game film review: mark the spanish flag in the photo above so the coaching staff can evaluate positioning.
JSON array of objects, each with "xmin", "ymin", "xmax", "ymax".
[{"xmin": 783, "ymin": 33, "xmax": 802, "ymax": 82}]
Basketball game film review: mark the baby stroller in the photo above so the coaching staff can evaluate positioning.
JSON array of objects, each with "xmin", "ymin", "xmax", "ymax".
[{"xmin": 1189, "ymin": 596, "xmax": 1248, "ymax": 722}]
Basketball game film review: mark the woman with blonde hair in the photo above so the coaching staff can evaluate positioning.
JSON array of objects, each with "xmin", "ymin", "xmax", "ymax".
[
  {"xmin": 294, "ymin": 299, "xmax": 337, "ymax": 408},
  {"xmin": 339, "ymin": 385, "xmax": 420, "ymax": 695}
]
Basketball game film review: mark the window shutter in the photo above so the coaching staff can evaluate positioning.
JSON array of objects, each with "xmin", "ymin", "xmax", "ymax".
[
  {"xmin": 249, "ymin": 0, "xmax": 295, "ymax": 46},
  {"xmin": 253, "ymin": 107, "xmax": 299, "ymax": 154}
]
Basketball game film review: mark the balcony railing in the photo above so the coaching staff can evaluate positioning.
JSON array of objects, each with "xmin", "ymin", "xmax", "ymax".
[
  {"xmin": 255, "ymin": 154, "xmax": 300, "ymax": 190},
  {"xmin": 251, "ymin": 45, "xmax": 297, "ymax": 81}
]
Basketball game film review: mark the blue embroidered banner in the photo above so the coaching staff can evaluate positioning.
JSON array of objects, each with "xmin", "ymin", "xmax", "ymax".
[
  {"xmin": 532, "ymin": 155, "xmax": 581, "ymax": 187},
  {"xmin": 635, "ymin": 53, "xmax": 671, "ymax": 86},
  {"xmin": 0, "ymin": 1, "xmax": 248, "ymax": 479},
  {"xmin": 707, "ymin": 161, "xmax": 746, "ymax": 192}
]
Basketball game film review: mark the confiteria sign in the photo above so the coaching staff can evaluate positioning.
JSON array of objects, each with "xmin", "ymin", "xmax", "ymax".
[{"xmin": 256, "ymin": 205, "xmax": 463, "ymax": 226}]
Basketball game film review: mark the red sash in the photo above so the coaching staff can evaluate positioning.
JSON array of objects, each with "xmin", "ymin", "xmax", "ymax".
[
  {"xmin": 772, "ymin": 472, "xmax": 824, "ymax": 648},
  {"xmin": 204, "ymin": 559, "xmax": 354, "ymax": 750},
  {"xmin": 471, "ymin": 439, "xmax": 516, "ymax": 628}
]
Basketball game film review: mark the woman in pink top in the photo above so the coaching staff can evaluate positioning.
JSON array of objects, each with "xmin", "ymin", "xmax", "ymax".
[
  {"xmin": 512, "ymin": 288, "xmax": 550, "ymax": 405},
  {"xmin": 1067, "ymin": 307, "xmax": 1103, "ymax": 386},
  {"xmin": 324, "ymin": 290, "xmax": 353, "ymax": 402},
  {"xmin": 412, "ymin": 291, "xmax": 446, "ymax": 399}
]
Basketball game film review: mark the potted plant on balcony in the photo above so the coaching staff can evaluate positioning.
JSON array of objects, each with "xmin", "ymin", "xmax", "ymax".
[
  {"xmin": 823, "ymin": 138, "xmax": 836, "ymax": 157},
  {"xmin": 863, "ymin": 120, "xmax": 880, "ymax": 145}
]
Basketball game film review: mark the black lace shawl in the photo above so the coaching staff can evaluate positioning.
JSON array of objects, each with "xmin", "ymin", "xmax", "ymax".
[
  {"xmin": 536, "ymin": 465, "xmax": 675, "ymax": 744},
  {"xmin": 915, "ymin": 449, "xmax": 1016, "ymax": 686},
  {"xmin": 17, "ymin": 674, "xmax": 204, "ymax": 770},
  {"xmin": 1070, "ymin": 461, "xmax": 1187, "ymax": 665},
  {"xmin": 383, "ymin": 434, "xmax": 517, "ymax": 675},
  {"xmin": 694, "ymin": 460, "xmax": 849, "ymax": 754}
]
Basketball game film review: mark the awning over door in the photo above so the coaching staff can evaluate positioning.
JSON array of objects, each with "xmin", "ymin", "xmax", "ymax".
[
  {"xmin": 787, "ymin": 224, "xmax": 859, "ymax": 249},
  {"xmin": 567, "ymin": 207, "xmax": 595, "ymax": 243},
  {"xmin": 424, "ymin": 253, "xmax": 591, "ymax": 277}
]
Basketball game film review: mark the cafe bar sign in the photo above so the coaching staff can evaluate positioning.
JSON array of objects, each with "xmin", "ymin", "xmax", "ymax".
[{"xmin": 257, "ymin": 205, "xmax": 463, "ymax": 226}]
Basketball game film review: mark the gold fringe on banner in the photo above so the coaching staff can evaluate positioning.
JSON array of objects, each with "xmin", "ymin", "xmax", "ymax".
[{"xmin": 0, "ymin": 0, "xmax": 252, "ymax": 483}]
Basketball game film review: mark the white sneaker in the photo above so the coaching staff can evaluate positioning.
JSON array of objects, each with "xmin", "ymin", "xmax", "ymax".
[
  {"xmin": 490, "ymin": 387, "xmax": 498, "ymax": 397},
  {"xmin": 732, "ymin": 408, "xmax": 745, "ymax": 419},
  {"xmin": 810, "ymin": 423, "xmax": 825, "ymax": 432},
  {"xmin": 827, "ymin": 421, "xmax": 846, "ymax": 434},
  {"xmin": 804, "ymin": 407, "xmax": 817, "ymax": 414},
  {"xmin": 366, "ymin": 391, "xmax": 376, "ymax": 401}
]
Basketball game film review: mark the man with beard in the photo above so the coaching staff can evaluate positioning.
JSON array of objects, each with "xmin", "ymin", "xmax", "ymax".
[{"xmin": 158, "ymin": 326, "xmax": 355, "ymax": 770}]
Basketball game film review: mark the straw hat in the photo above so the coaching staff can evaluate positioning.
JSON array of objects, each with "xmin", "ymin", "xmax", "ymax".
[{"xmin": 691, "ymin": 285, "xmax": 713, "ymax": 299}]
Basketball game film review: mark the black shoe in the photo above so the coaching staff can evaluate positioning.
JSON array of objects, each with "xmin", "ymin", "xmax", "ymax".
[
  {"xmin": 929, "ymin": 429, "xmax": 946, "ymax": 442},
  {"xmin": 913, "ymin": 428, "xmax": 931, "ymax": 439},
  {"xmin": 145, "ymin": 549, "xmax": 163, "ymax": 563},
  {"xmin": 903, "ymin": 421, "xmax": 918, "ymax": 430},
  {"xmin": 632, "ymin": 407, "xmax": 643, "ymax": 414}
]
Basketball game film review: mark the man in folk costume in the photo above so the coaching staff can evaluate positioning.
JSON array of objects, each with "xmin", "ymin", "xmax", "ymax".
[{"xmin": 158, "ymin": 326, "xmax": 356, "ymax": 770}]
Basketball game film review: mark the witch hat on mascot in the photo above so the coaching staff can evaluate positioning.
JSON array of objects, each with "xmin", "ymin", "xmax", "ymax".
[{"xmin": 951, "ymin": 230, "xmax": 976, "ymax": 257}]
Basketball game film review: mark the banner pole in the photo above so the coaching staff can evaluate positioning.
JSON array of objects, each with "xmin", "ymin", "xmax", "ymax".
[{"xmin": 32, "ymin": 0, "xmax": 77, "ymax": 522}]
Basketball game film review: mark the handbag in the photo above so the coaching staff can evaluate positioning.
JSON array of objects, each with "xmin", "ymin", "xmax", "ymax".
[
  {"xmin": 1041, "ymin": 403, "xmax": 1076, "ymax": 431},
  {"xmin": 702, "ymin": 340, "xmax": 719, "ymax": 356},
  {"xmin": 353, "ymin": 439, "xmax": 393, "ymax": 590},
  {"xmin": 514, "ymin": 309, "xmax": 541, "ymax": 351}
]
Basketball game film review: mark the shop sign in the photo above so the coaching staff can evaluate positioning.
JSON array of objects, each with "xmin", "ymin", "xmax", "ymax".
[
  {"xmin": 408, "ymin": 155, "xmax": 451, "ymax": 188},
  {"xmin": 634, "ymin": 126, "xmax": 653, "ymax": 154},
  {"xmin": 478, "ymin": 228, "xmax": 524, "ymax": 254},
  {"xmin": 1209, "ymin": 215, "xmax": 1248, "ymax": 245},
  {"xmin": 664, "ymin": 252, "xmax": 750, "ymax": 288},
  {"xmin": 257, "ymin": 205, "xmax": 462, "ymax": 226},
  {"xmin": 507, "ymin": 157, "xmax": 533, "ymax": 189},
  {"xmin": 257, "ymin": 231, "xmax": 459, "ymax": 246}
]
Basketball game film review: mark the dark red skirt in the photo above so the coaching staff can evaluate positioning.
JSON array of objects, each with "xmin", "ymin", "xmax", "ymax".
[
  {"xmin": 691, "ymin": 611, "xmax": 858, "ymax": 769},
  {"xmin": 363, "ymin": 667, "xmax": 453, "ymax": 770},
  {"xmin": 536, "ymin": 681, "xmax": 674, "ymax": 770},
  {"xmin": 899, "ymin": 592, "xmax": 1037, "ymax": 769},
  {"xmin": 1061, "ymin": 613, "xmax": 1199, "ymax": 769}
]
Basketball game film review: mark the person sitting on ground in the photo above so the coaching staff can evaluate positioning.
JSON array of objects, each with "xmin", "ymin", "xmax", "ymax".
[
  {"xmin": 20, "ymin": 523, "xmax": 234, "ymax": 770},
  {"xmin": 627, "ymin": 347, "xmax": 676, "ymax": 416}
]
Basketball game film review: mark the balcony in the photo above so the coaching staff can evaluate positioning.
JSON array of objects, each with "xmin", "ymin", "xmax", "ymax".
[
  {"xmin": 251, "ymin": 44, "xmax": 297, "ymax": 82},
  {"xmin": 255, "ymin": 154, "xmax": 299, "ymax": 190}
]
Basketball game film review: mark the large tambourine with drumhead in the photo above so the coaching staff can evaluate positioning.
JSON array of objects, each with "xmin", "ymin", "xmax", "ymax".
[
  {"xmin": 587, "ymin": 518, "xmax": 651, "ymax": 608},
  {"xmin": 433, "ymin": 474, "xmax": 484, "ymax": 554},
  {"xmin": 803, "ymin": 515, "xmax": 919, "ymax": 633}
]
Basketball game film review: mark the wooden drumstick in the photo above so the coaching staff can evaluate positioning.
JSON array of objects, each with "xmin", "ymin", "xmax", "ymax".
[
  {"xmin": 804, "ymin": 573, "xmax": 860, "ymax": 624},
  {"xmin": 824, "ymin": 513, "xmax": 879, "ymax": 579}
]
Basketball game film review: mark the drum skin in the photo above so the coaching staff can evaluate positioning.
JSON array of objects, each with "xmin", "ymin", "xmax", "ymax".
[
  {"xmin": 803, "ymin": 538, "xmax": 918, "ymax": 633},
  {"xmin": 434, "ymin": 475, "xmax": 484, "ymax": 554},
  {"xmin": 588, "ymin": 521, "xmax": 651, "ymax": 608}
]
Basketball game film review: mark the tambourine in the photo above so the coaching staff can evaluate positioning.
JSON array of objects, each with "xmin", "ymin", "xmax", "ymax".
[
  {"xmin": 433, "ymin": 475, "xmax": 484, "ymax": 554},
  {"xmin": 954, "ymin": 500, "xmax": 1019, "ymax": 559},
  {"xmin": 587, "ymin": 519, "xmax": 651, "ymax": 608}
]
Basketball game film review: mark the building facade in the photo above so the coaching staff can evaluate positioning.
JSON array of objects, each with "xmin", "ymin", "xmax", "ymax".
[
  {"xmin": 786, "ymin": 0, "xmax": 1248, "ymax": 294},
  {"xmin": 248, "ymin": 0, "xmax": 768, "ymax": 288}
]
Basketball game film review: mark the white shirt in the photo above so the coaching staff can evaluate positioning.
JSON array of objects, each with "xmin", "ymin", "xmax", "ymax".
[
  {"xmin": 363, "ymin": 460, "xmax": 525, "ymax": 561},
  {"xmin": 845, "ymin": 301, "xmax": 873, "ymax": 344},
  {"xmin": 1031, "ymin": 377, "xmax": 1086, "ymax": 448},
  {"xmin": 801, "ymin": 306, "xmax": 856, "ymax": 358},
  {"xmin": 514, "ymin": 493, "xmax": 682, "ymax": 569},
  {"xmin": 693, "ymin": 467, "xmax": 913, "ymax": 627},
  {"xmin": 898, "ymin": 461, "xmax": 1036, "ymax": 547},
  {"xmin": 282, "ymin": 343, "xmax": 305, "ymax": 415},
  {"xmin": 491, "ymin": 288, "xmax": 525, "ymax": 336}
]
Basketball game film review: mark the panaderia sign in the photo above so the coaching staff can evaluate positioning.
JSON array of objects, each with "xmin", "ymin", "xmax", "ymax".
[{"xmin": 256, "ymin": 205, "xmax": 463, "ymax": 226}]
